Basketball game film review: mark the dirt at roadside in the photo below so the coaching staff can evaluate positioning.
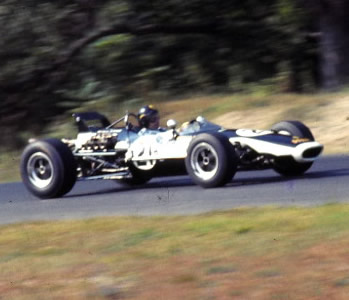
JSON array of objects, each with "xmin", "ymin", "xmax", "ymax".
[{"xmin": 213, "ymin": 95, "xmax": 349, "ymax": 154}]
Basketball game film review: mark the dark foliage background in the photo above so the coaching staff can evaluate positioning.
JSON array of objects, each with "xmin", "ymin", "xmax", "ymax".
[{"xmin": 0, "ymin": 0, "xmax": 347, "ymax": 148}]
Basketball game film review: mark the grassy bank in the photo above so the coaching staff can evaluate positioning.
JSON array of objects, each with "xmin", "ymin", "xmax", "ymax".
[
  {"xmin": 0, "ymin": 151, "xmax": 21, "ymax": 183},
  {"xmin": 1, "ymin": 204, "xmax": 349, "ymax": 299}
]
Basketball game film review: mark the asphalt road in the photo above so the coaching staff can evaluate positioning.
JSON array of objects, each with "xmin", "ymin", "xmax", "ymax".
[{"xmin": 0, "ymin": 155, "xmax": 348, "ymax": 225}]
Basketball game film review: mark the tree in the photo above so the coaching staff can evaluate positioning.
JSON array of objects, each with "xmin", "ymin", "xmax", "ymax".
[
  {"xmin": 303, "ymin": 0, "xmax": 349, "ymax": 89},
  {"xmin": 0, "ymin": 0, "xmax": 319, "ymax": 148}
]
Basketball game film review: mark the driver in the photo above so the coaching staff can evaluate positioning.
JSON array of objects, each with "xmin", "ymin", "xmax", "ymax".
[{"xmin": 137, "ymin": 105, "xmax": 160, "ymax": 130}]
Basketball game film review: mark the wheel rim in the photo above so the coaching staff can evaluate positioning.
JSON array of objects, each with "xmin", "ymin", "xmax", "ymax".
[
  {"xmin": 27, "ymin": 152, "xmax": 54, "ymax": 188},
  {"xmin": 191, "ymin": 142, "xmax": 219, "ymax": 180}
]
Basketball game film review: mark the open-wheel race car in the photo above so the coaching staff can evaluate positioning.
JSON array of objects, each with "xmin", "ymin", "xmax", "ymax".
[{"xmin": 20, "ymin": 111, "xmax": 324, "ymax": 199}]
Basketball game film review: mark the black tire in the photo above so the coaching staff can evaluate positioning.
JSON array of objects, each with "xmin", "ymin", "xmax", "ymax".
[
  {"xmin": 271, "ymin": 121, "xmax": 314, "ymax": 176},
  {"xmin": 271, "ymin": 121, "xmax": 314, "ymax": 141},
  {"xmin": 185, "ymin": 133, "xmax": 238, "ymax": 188},
  {"xmin": 20, "ymin": 138, "xmax": 77, "ymax": 198}
]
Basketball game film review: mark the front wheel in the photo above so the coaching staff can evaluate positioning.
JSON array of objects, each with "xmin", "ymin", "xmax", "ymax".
[
  {"xmin": 271, "ymin": 121, "xmax": 314, "ymax": 176},
  {"xmin": 20, "ymin": 139, "xmax": 77, "ymax": 198},
  {"xmin": 185, "ymin": 133, "xmax": 238, "ymax": 188}
]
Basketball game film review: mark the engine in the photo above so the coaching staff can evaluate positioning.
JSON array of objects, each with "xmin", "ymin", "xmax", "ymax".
[{"xmin": 80, "ymin": 131, "xmax": 118, "ymax": 151}]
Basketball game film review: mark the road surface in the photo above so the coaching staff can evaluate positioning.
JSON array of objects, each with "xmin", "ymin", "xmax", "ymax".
[{"xmin": 0, "ymin": 155, "xmax": 348, "ymax": 224}]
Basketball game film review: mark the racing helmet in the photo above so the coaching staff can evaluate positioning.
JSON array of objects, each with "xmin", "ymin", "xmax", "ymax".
[{"xmin": 138, "ymin": 105, "xmax": 159, "ymax": 128}]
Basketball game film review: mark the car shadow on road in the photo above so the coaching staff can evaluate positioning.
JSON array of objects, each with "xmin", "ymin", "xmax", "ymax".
[
  {"xmin": 231, "ymin": 167, "xmax": 349, "ymax": 185},
  {"xmin": 64, "ymin": 167, "xmax": 349, "ymax": 199},
  {"xmin": 65, "ymin": 176, "xmax": 195, "ymax": 198}
]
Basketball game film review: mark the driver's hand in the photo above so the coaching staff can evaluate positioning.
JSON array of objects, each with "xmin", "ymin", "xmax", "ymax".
[{"xmin": 179, "ymin": 121, "xmax": 190, "ymax": 132}]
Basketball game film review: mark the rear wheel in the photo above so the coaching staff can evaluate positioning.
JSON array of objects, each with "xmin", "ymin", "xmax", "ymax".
[
  {"xmin": 271, "ymin": 121, "xmax": 314, "ymax": 176},
  {"xmin": 185, "ymin": 133, "xmax": 237, "ymax": 188},
  {"xmin": 20, "ymin": 139, "xmax": 77, "ymax": 198}
]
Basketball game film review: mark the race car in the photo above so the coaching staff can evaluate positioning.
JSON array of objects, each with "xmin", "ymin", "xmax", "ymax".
[{"xmin": 20, "ymin": 111, "xmax": 324, "ymax": 198}]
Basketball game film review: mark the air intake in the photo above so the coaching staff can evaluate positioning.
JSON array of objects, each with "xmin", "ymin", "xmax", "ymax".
[{"xmin": 303, "ymin": 146, "xmax": 323, "ymax": 159}]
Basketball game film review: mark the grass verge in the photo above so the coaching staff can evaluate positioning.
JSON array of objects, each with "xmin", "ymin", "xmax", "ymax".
[
  {"xmin": 1, "ymin": 204, "xmax": 349, "ymax": 299},
  {"xmin": 0, "ymin": 151, "xmax": 21, "ymax": 183}
]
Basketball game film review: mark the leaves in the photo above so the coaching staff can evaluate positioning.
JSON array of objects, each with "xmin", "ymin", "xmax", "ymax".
[{"xmin": 0, "ymin": 0, "xmax": 319, "ymax": 149}]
